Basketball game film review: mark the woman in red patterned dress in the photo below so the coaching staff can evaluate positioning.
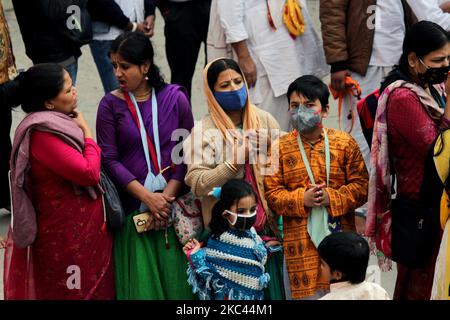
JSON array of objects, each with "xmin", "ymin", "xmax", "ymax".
[{"xmin": 3, "ymin": 64, "xmax": 115, "ymax": 300}]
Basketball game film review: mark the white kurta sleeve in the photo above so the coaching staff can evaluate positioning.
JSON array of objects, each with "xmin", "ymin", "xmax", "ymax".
[
  {"xmin": 407, "ymin": 0, "xmax": 450, "ymax": 31},
  {"xmin": 217, "ymin": 0, "xmax": 248, "ymax": 43}
]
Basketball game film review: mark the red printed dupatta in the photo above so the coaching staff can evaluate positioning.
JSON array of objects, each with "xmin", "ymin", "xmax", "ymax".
[{"xmin": 244, "ymin": 163, "xmax": 266, "ymax": 232}]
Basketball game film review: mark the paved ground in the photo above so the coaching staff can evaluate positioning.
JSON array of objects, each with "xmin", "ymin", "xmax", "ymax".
[{"xmin": 0, "ymin": 0, "xmax": 397, "ymax": 299}]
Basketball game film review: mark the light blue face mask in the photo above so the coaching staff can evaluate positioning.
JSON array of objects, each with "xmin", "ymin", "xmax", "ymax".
[
  {"xmin": 290, "ymin": 104, "xmax": 322, "ymax": 134},
  {"xmin": 214, "ymin": 85, "xmax": 248, "ymax": 111}
]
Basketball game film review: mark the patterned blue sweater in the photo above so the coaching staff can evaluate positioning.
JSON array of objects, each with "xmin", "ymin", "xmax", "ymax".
[{"xmin": 186, "ymin": 228, "xmax": 270, "ymax": 300}]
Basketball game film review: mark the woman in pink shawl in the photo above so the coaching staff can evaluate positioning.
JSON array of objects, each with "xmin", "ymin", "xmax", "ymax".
[
  {"xmin": 367, "ymin": 21, "xmax": 450, "ymax": 300},
  {"xmin": 3, "ymin": 64, "xmax": 115, "ymax": 300}
]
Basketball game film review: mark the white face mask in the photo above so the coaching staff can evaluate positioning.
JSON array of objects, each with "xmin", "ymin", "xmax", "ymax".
[{"xmin": 224, "ymin": 210, "xmax": 257, "ymax": 230}]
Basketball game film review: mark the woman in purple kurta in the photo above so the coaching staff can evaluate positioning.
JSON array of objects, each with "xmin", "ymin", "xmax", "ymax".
[
  {"xmin": 96, "ymin": 32, "xmax": 196, "ymax": 299},
  {"xmin": 97, "ymin": 85, "xmax": 193, "ymax": 215}
]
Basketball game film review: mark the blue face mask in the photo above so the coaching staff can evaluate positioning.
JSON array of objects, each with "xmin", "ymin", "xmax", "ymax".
[{"xmin": 214, "ymin": 86, "xmax": 248, "ymax": 111}]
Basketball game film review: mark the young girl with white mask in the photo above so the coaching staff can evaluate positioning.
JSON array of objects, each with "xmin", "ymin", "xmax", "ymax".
[{"xmin": 183, "ymin": 179, "xmax": 277, "ymax": 300}]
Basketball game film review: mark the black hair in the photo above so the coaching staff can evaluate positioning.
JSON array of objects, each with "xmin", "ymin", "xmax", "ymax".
[
  {"xmin": 287, "ymin": 75, "xmax": 329, "ymax": 110},
  {"xmin": 381, "ymin": 21, "xmax": 450, "ymax": 93},
  {"xmin": 109, "ymin": 32, "xmax": 166, "ymax": 90},
  {"xmin": 4, "ymin": 63, "xmax": 66, "ymax": 113},
  {"xmin": 209, "ymin": 179, "xmax": 257, "ymax": 237},
  {"xmin": 207, "ymin": 58, "xmax": 244, "ymax": 92},
  {"xmin": 317, "ymin": 231, "xmax": 369, "ymax": 284}
]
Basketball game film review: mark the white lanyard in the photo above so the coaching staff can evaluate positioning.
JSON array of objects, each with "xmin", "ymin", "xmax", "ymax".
[
  {"xmin": 296, "ymin": 128, "xmax": 330, "ymax": 187},
  {"xmin": 129, "ymin": 88, "xmax": 162, "ymax": 175},
  {"xmin": 297, "ymin": 128, "xmax": 332, "ymax": 247}
]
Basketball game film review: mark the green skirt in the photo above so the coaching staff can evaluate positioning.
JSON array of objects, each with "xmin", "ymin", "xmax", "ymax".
[
  {"xmin": 114, "ymin": 212, "xmax": 197, "ymax": 300},
  {"xmin": 264, "ymin": 216, "xmax": 285, "ymax": 300},
  {"xmin": 264, "ymin": 250, "xmax": 285, "ymax": 300}
]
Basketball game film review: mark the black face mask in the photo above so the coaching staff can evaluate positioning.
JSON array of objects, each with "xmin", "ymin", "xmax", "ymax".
[
  {"xmin": 418, "ymin": 59, "xmax": 450, "ymax": 84},
  {"xmin": 234, "ymin": 214, "xmax": 257, "ymax": 231},
  {"xmin": 227, "ymin": 210, "xmax": 257, "ymax": 231}
]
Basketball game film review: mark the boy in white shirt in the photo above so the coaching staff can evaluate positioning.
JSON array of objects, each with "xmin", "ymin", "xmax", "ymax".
[{"xmin": 318, "ymin": 232, "xmax": 390, "ymax": 300}]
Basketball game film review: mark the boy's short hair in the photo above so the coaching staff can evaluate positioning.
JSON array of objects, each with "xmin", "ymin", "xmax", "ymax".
[
  {"xmin": 318, "ymin": 232, "xmax": 369, "ymax": 284},
  {"xmin": 286, "ymin": 75, "xmax": 330, "ymax": 110}
]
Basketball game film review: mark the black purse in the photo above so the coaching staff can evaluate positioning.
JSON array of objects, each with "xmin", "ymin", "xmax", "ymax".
[
  {"xmin": 390, "ymin": 148, "xmax": 443, "ymax": 268},
  {"xmin": 100, "ymin": 169, "xmax": 125, "ymax": 232},
  {"xmin": 391, "ymin": 197, "xmax": 439, "ymax": 268}
]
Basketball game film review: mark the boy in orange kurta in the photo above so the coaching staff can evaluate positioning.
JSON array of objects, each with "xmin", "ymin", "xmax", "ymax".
[{"xmin": 264, "ymin": 75, "xmax": 368, "ymax": 299}]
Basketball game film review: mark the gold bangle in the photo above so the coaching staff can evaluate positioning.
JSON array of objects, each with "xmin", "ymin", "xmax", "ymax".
[{"xmin": 225, "ymin": 161, "xmax": 238, "ymax": 173}]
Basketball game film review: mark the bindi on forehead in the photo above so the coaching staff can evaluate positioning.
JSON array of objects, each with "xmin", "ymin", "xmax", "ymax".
[
  {"xmin": 219, "ymin": 69, "xmax": 241, "ymax": 81},
  {"xmin": 224, "ymin": 70, "xmax": 234, "ymax": 78}
]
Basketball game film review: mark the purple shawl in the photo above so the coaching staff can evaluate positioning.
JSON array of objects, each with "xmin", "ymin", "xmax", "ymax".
[{"xmin": 10, "ymin": 111, "xmax": 100, "ymax": 248}]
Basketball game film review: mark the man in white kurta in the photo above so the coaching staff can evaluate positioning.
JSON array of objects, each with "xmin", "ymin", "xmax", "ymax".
[
  {"xmin": 407, "ymin": 0, "xmax": 450, "ymax": 31},
  {"xmin": 207, "ymin": 0, "xmax": 328, "ymax": 131}
]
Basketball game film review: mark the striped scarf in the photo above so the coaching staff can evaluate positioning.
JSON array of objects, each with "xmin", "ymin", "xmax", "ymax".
[{"xmin": 187, "ymin": 228, "xmax": 270, "ymax": 300}]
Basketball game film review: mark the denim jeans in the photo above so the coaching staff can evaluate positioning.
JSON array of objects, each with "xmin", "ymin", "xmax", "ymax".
[
  {"xmin": 64, "ymin": 60, "xmax": 78, "ymax": 85},
  {"xmin": 90, "ymin": 40, "xmax": 119, "ymax": 93}
]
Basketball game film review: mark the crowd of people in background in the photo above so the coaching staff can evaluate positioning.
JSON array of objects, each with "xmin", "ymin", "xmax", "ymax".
[{"xmin": 0, "ymin": 0, "xmax": 449, "ymax": 301}]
